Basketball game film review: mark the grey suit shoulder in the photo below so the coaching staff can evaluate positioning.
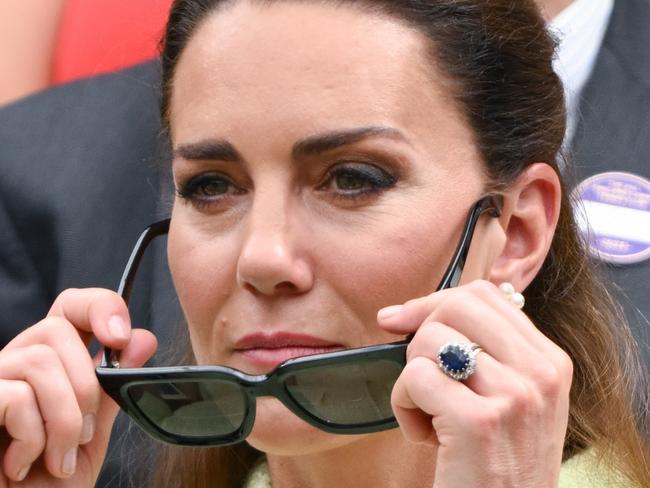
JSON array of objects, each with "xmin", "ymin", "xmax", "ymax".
[
  {"xmin": 571, "ymin": 0, "xmax": 650, "ymax": 361},
  {"xmin": 0, "ymin": 61, "xmax": 171, "ymax": 344}
]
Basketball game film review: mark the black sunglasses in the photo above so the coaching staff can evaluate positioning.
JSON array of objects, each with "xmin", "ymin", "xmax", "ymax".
[{"xmin": 96, "ymin": 195, "xmax": 502, "ymax": 446}]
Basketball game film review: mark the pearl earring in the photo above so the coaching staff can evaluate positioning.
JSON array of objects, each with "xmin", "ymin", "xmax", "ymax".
[{"xmin": 498, "ymin": 282, "xmax": 525, "ymax": 309}]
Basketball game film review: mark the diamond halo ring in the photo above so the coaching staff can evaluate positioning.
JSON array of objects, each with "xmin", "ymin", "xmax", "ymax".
[{"xmin": 437, "ymin": 341, "xmax": 482, "ymax": 381}]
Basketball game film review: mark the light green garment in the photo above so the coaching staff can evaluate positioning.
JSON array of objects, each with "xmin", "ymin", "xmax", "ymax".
[
  {"xmin": 244, "ymin": 451, "xmax": 634, "ymax": 488},
  {"xmin": 558, "ymin": 450, "xmax": 634, "ymax": 488},
  {"xmin": 244, "ymin": 462, "xmax": 272, "ymax": 488}
]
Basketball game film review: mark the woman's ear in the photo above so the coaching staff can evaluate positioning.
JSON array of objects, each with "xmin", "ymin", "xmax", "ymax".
[{"xmin": 489, "ymin": 163, "xmax": 561, "ymax": 291}]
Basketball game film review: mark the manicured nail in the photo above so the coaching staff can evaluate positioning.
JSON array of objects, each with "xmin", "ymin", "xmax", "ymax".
[
  {"xmin": 80, "ymin": 414, "xmax": 96, "ymax": 444},
  {"xmin": 16, "ymin": 464, "xmax": 31, "ymax": 481},
  {"xmin": 62, "ymin": 447, "xmax": 77, "ymax": 476},
  {"xmin": 377, "ymin": 305, "xmax": 404, "ymax": 321},
  {"xmin": 108, "ymin": 315, "xmax": 130, "ymax": 341}
]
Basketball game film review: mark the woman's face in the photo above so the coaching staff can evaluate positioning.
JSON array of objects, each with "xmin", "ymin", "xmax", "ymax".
[{"xmin": 167, "ymin": 1, "xmax": 490, "ymax": 453}]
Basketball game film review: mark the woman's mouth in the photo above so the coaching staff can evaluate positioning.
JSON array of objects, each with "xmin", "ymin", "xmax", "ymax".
[{"xmin": 233, "ymin": 332, "xmax": 344, "ymax": 370}]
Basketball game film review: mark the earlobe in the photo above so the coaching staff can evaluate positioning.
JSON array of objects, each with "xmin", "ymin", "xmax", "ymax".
[{"xmin": 489, "ymin": 163, "xmax": 561, "ymax": 291}]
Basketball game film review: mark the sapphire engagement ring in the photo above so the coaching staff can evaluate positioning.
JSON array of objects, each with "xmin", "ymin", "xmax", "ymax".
[{"xmin": 437, "ymin": 342, "xmax": 482, "ymax": 381}]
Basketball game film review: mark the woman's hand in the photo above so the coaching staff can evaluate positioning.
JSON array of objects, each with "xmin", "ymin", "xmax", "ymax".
[
  {"xmin": 0, "ymin": 288, "xmax": 157, "ymax": 487},
  {"xmin": 379, "ymin": 280, "xmax": 573, "ymax": 488}
]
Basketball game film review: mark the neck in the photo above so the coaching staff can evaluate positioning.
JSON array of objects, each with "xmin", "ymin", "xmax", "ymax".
[
  {"xmin": 266, "ymin": 430, "xmax": 437, "ymax": 488},
  {"xmin": 536, "ymin": 0, "xmax": 575, "ymax": 20}
]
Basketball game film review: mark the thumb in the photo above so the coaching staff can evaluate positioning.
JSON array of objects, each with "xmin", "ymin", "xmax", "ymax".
[{"xmin": 86, "ymin": 329, "xmax": 157, "ymax": 461}]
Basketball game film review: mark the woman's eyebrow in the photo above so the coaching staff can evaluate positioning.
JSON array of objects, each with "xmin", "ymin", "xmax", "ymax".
[
  {"xmin": 173, "ymin": 139, "xmax": 241, "ymax": 161},
  {"xmin": 292, "ymin": 126, "xmax": 409, "ymax": 158},
  {"xmin": 173, "ymin": 126, "xmax": 408, "ymax": 162}
]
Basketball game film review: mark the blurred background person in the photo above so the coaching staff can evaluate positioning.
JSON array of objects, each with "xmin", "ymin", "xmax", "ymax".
[
  {"xmin": 0, "ymin": 0, "xmax": 172, "ymax": 106},
  {"xmin": 549, "ymin": 0, "xmax": 650, "ymax": 367},
  {"xmin": 0, "ymin": 0, "xmax": 66, "ymax": 106}
]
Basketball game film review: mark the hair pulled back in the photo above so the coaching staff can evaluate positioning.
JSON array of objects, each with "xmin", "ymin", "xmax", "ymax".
[{"xmin": 151, "ymin": 1, "xmax": 650, "ymax": 486}]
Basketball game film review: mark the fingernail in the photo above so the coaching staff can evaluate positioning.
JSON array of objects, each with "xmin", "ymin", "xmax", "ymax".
[
  {"xmin": 80, "ymin": 414, "xmax": 96, "ymax": 444},
  {"xmin": 16, "ymin": 464, "xmax": 31, "ymax": 481},
  {"xmin": 108, "ymin": 315, "xmax": 130, "ymax": 341},
  {"xmin": 377, "ymin": 305, "xmax": 403, "ymax": 321},
  {"xmin": 62, "ymin": 447, "xmax": 77, "ymax": 476}
]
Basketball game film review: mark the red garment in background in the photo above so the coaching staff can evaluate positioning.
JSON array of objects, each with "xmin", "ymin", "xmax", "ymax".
[{"xmin": 52, "ymin": 0, "xmax": 173, "ymax": 84}]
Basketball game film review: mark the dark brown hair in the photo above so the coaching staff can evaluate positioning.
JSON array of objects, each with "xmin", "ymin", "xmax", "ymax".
[{"xmin": 152, "ymin": 1, "xmax": 650, "ymax": 486}]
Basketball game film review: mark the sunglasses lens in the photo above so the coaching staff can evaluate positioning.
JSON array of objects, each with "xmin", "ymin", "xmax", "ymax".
[
  {"xmin": 126, "ymin": 379, "xmax": 247, "ymax": 438},
  {"xmin": 284, "ymin": 359, "xmax": 402, "ymax": 426}
]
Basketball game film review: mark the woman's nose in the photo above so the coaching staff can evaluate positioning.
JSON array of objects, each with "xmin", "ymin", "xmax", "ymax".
[{"xmin": 236, "ymin": 203, "xmax": 314, "ymax": 296}]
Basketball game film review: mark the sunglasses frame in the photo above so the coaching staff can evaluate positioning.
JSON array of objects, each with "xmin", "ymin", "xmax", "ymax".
[{"xmin": 96, "ymin": 194, "xmax": 502, "ymax": 446}]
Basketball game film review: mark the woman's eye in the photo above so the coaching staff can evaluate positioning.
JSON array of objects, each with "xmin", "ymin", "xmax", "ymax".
[
  {"xmin": 176, "ymin": 172, "xmax": 242, "ymax": 208},
  {"xmin": 321, "ymin": 163, "xmax": 397, "ymax": 198},
  {"xmin": 335, "ymin": 171, "xmax": 370, "ymax": 191}
]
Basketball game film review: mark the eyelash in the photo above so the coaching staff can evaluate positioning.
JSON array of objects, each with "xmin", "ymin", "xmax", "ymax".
[
  {"xmin": 318, "ymin": 163, "xmax": 398, "ymax": 201},
  {"xmin": 175, "ymin": 163, "xmax": 398, "ymax": 210},
  {"xmin": 176, "ymin": 172, "xmax": 242, "ymax": 210}
]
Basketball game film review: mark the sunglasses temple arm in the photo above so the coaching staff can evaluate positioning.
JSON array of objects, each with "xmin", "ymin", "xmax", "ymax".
[
  {"xmin": 100, "ymin": 219, "xmax": 171, "ymax": 368},
  {"xmin": 436, "ymin": 195, "xmax": 502, "ymax": 291},
  {"xmin": 404, "ymin": 195, "xmax": 501, "ymax": 342}
]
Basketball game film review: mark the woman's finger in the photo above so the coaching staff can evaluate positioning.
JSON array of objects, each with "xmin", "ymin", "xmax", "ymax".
[
  {"xmin": 406, "ymin": 321, "xmax": 518, "ymax": 396},
  {"xmin": 379, "ymin": 281, "xmax": 549, "ymax": 365},
  {"xmin": 379, "ymin": 281, "xmax": 510, "ymax": 334},
  {"xmin": 391, "ymin": 356, "xmax": 478, "ymax": 443},
  {"xmin": 0, "ymin": 345, "xmax": 83, "ymax": 479},
  {"xmin": 87, "ymin": 328, "xmax": 158, "ymax": 456},
  {"xmin": 0, "ymin": 379, "xmax": 46, "ymax": 482},
  {"xmin": 5, "ymin": 316, "xmax": 102, "ymax": 444},
  {"xmin": 46, "ymin": 287, "xmax": 133, "ymax": 349}
]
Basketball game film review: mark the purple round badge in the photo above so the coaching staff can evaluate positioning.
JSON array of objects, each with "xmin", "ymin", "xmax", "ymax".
[{"xmin": 572, "ymin": 172, "xmax": 650, "ymax": 265}]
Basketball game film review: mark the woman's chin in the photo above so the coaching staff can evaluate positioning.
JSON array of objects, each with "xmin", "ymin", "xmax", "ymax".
[{"xmin": 245, "ymin": 397, "xmax": 366, "ymax": 456}]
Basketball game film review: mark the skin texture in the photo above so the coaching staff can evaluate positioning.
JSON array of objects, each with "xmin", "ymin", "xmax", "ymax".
[{"xmin": 0, "ymin": 2, "xmax": 571, "ymax": 487}]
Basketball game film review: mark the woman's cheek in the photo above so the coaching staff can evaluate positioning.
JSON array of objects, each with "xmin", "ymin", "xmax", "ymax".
[
  {"xmin": 168, "ymin": 221, "xmax": 239, "ymax": 360},
  {"xmin": 321, "ymin": 217, "xmax": 456, "ymax": 319}
]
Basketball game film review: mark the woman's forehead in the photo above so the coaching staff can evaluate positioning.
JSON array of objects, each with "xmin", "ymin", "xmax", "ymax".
[{"xmin": 169, "ymin": 1, "xmax": 463, "ymax": 148}]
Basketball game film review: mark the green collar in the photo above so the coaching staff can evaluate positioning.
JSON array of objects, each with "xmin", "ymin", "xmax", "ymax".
[{"xmin": 243, "ymin": 450, "xmax": 633, "ymax": 488}]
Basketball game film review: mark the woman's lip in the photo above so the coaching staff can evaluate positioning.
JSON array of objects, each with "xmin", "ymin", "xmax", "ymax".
[
  {"xmin": 235, "ymin": 346, "xmax": 344, "ymax": 370},
  {"xmin": 233, "ymin": 332, "xmax": 344, "ymax": 370},
  {"xmin": 234, "ymin": 332, "xmax": 342, "ymax": 349}
]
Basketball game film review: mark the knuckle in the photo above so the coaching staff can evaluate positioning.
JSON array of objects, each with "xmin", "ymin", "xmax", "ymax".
[
  {"xmin": 19, "ymin": 422, "xmax": 47, "ymax": 452},
  {"xmin": 40, "ymin": 316, "xmax": 74, "ymax": 338},
  {"xmin": 401, "ymin": 356, "xmax": 430, "ymax": 387},
  {"xmin": 434, "ymin": 293, "xmax": 467, "ymax": 322},
  {"xmin": 46, "ymin": 409, "xmax": 83, "ymax": 437},
  {"xmin": 529, "ymin": 362, "xmax": 562, "ymax": 396},
  {"xmin": 464, "ymin": 404, "xmax": 502, "ymax": 436},
  {"xmin": 556, "ymin": 350, "xmax": 574, "ymax": 381},
  {"xmin": 90, "ymin": 287, "xmax": 124, "ymax": 308},
  {"xmin": 404, "ymin": 354, "xmax": 430, "ymax": 372},
  {"xmin": 468, "ymin": 279, "xmax": 495, "ymax": 297},
  {"xmin": 24, "ymin": 344, "xmax": 59, "ymax": 372},
  {"xmin": 91, "ymin": 287, "xmax": 121, "ymax": 304},
  {"xmin": 406, "ymin": 342, "xmax": 416, "ymax": 362},
  {"xmin": 504, "ymin": 380, "xmax": 539, "ymax": 416},
  {"xmin": 406, "ymin": 322, "xmax": 436, "ymax": 361},
  {"xmin": 57, "ymin": 287, "xmax": 126, "ymax": 318},
  {"xmin": 10, "ymin": 381, "xmax": 37, "ymax": 407},
  {"xmin": 408, "ymin": 357, "xmax": 437, "ymax": 388},
  {"xmin": 76, "ymin": 376, "xmax": 102, "ymax": 411},
  {"xmin": 416, "ymin": 320, "xmax": 437, "ymax": 337},
  {"xmin": 56, "ymin": 287, "xmax": 82, "ymax": 305}
]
